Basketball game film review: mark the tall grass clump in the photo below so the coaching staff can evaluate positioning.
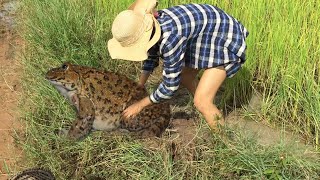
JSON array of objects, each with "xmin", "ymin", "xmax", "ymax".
[
  {"xmin": 244, "ymin": 0, "xmax": 320, "ymax": 148},
  {"xmin": 19, "ymin": 0, "xmax": 320, "ymax": 179}
]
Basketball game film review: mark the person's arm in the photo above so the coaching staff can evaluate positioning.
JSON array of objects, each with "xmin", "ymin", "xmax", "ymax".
[
  {"xmin": 149, "ymin": 35, "xmax": 187, "ymax": 103},
  {"xmin": 138, "ymin": 44, "xmax": 160, "ymax": 87},
  {"xmin": 138, "ymin": 71, "xmax": 151, "ymax": 87}
]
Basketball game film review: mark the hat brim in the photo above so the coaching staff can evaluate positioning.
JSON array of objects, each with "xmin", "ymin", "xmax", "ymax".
[{"xmin": 108, "ymin": 16, "xmax": 161, "ymax": 61}]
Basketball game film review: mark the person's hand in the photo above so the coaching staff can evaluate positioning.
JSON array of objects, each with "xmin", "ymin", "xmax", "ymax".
[
  {"xmin": 122, "ymin": 96, "xmax": 152, "ymax": 119},
  {"xmin": 122, "ymin": 102, "xmax": 144, "ymax": 119}
]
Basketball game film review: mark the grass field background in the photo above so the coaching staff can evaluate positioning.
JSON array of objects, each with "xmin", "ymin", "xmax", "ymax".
[{"xmin": 18, "ymin": 0, "xmax": 320, "ymax": 179}]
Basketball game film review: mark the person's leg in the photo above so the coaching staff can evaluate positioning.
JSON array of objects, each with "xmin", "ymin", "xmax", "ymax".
[
  {"xmin": 193, "ymin": 66, "xmax": 226, "ymax": 130},
  {"xmin": 180, "ymin": 67, "xmax": 199, "ymax": 95}
]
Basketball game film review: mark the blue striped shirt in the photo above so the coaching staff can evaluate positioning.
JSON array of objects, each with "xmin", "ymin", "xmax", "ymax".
[{"xmin": 143, "ymin": 4, "xmax": 249, "ymax": 103}]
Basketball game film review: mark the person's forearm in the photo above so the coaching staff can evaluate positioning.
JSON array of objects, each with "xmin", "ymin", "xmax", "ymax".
[
  {"xmin": 138, "ymin": 71, "xmax": 151, "ymax": 87},
  {"xmin": 140, "ymin": 96, "xmax": 153, "ymax": 108}
]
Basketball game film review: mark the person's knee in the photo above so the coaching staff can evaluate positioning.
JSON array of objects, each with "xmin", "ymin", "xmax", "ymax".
[{"xmin": 193, "ymin": 95, "xmax": 208, "ymax": 114}]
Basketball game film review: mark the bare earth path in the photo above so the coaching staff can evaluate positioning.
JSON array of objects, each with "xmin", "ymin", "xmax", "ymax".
[{"xmin": 0, "ymin": 0, "xmax": 23, "ymax": 179}]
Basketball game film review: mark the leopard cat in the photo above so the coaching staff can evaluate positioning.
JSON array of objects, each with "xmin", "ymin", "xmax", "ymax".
[{"xmin": 46, "ymin": 62, "xmax": 171, "ymax": 140}]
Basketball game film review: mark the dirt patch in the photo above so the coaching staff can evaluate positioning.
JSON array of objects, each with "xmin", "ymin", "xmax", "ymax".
[
  {"xmin": 146, "ymin": 91, "xmax": 318, "ymax": 162},
  {"xmin": 225, "ymin": 93, "xmax": 317, "ymax": 157},
  {"xmin": 139, "ymin": 118, "xmax": 199, "ymax": 163},
  {"xmin": 0, "ymin": 0, "xmax": 24, "ymax": 179}
]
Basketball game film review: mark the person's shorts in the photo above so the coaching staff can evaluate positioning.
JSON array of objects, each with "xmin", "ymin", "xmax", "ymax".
[{"xmin": 224, "ymin": 60, "xmax": 243, "ymax": 78}]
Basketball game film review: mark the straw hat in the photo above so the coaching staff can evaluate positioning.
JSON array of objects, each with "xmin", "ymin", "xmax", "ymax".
[{"xmin": 108, "ymin": 0, "xmax": 161, "ymax": 61}]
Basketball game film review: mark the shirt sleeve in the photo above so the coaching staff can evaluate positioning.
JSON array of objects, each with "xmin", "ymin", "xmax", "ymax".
[
  {"xmin": 149, "ymin": 34, "xmax": 187, "ymax": 103},
  {"xmin": 142, "ymin": 43, "xmax": 160, "ymax": 73}
]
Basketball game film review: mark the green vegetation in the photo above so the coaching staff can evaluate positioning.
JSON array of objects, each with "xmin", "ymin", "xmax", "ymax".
[{"xmin": 18, "ymin": 0, "xmax": 319, "ymax": 179}]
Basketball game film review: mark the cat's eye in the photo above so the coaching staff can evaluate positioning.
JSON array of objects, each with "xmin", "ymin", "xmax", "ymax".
[{"xmin": 62, "ymin": 64, "xmax": 69, "ymax": 70}]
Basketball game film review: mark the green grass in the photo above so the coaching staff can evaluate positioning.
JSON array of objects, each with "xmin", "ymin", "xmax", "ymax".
[{"xmin": 17, "ymin": 0, "xmax": 320, "ymax": 179}]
